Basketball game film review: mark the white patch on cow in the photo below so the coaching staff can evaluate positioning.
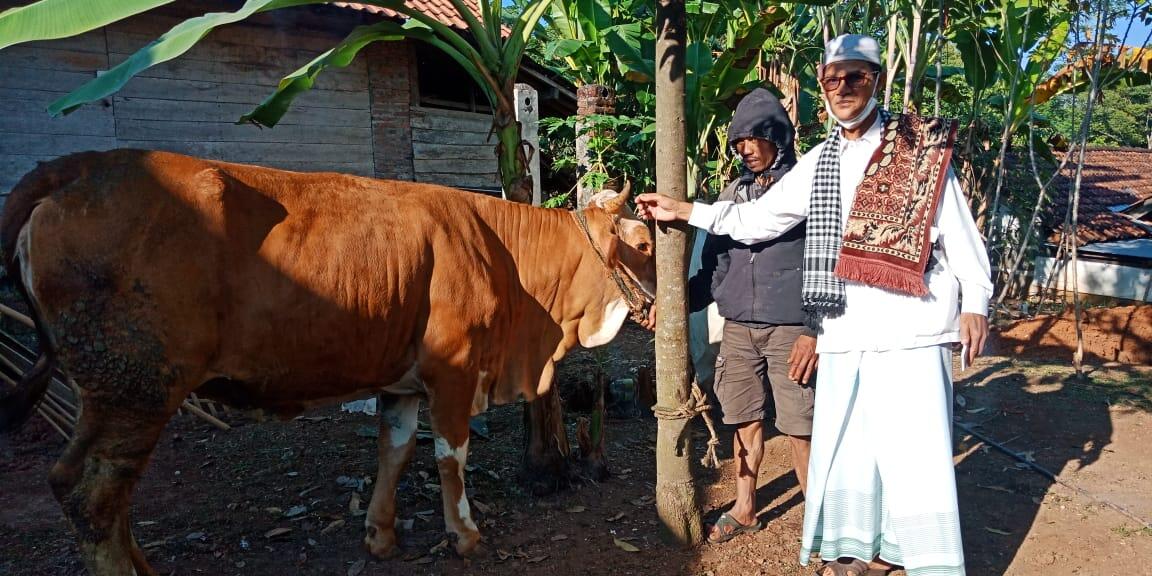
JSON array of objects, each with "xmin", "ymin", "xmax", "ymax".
[
  {"xmin": 451, "ymin": 439, "xmax": 478, "ymax": 532},
  {"xmin": 580, "ymin": 298, "xmax": 629, "ymax": 348},
  {"xmin": 458, "ymin": 493, "xmax": 478, "ymax": 532},
  {"xmin": 385, "ymin": 396, "xmax": 420, "ymax": 448},
  {"xmin": 16, "ymin": 219, "xmax": 37, "ymax": 303}
]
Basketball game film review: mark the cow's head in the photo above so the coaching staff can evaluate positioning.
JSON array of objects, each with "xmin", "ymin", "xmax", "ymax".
[{"xmin": 574, "ymin": 182, "xmax": 656, "ymax": 345}]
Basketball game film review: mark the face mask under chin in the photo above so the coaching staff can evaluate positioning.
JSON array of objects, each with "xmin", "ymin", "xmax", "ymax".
[{"xmin": 825, "ymin": 96, "xmax": 877, "ymax": 130}]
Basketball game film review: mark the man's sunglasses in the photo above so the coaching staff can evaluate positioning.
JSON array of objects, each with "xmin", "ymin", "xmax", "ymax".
[{"xmin": 819, "ymin": 70, "xmax": 876, "ymax": 91}]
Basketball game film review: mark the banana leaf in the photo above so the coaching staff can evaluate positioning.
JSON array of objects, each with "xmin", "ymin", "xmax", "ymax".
[
  {"xmin": 46, "ymin": 0, "xmax": 318, "ymax": 116},
  {"xmin": 0, "ymin": 0, "xmax": 173, "ymax": 50},
  {"xmin": 241, "ymin": 20, "xmax": 427, "ymax": 127}
]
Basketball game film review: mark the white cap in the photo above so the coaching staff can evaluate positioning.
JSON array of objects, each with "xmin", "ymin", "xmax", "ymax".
[{"xmin": 823, "ymin": 34, "xmax": 882, "ymax": 67}]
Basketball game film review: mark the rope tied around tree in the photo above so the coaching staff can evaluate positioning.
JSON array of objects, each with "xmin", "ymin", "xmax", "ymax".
[{"xmin": 651, "ymin": 378, "xmax": 722, "ymax": 469}]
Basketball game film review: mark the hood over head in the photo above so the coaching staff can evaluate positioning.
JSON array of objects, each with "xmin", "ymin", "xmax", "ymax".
[{"xmin": 727, "ymin": 88, "xmax": 797, "ymax": 182}]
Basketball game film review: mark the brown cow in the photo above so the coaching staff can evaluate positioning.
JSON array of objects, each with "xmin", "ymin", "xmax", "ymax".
[{"xmin": 0, "ymin": 149, "xmax": 655, "ymax": 576}]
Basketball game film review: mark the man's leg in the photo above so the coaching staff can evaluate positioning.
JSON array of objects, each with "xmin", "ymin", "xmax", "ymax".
[
  {"xmin": 760, "ymin": 325, "xmax": 816, "ymax": 497},
  {"xmin": 709, "ymin": 323, "xmax": 770, "ymax": 542},
  {"xmin": 730, "ymin": 420, "xmax": 765, "ymax": 526},
  {"xmin": 787, "ymin": 434, "xmax": 811, "ymax": 495}
]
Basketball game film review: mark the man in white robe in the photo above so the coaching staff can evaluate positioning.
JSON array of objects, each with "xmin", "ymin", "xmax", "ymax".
[{"xmin": 635, "ymin": 34, "xmax": 991, "ymax": 576}]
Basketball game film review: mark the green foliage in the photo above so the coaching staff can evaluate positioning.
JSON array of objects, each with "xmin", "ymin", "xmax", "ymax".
[
  {"xmin": 540, "ymin": 112, "xmax": 656, "ymax": 193},
  {"xmin": 0, "ymin": 0, "xmax": 175, "ymax": 50},
  {"xmin": 1042, "ymin": 83, "xmax": 1151, "ymax": 148}
]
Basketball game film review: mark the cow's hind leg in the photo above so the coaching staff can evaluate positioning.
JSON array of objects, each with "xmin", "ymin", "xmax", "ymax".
[
  {"xmin": 427, "ymin": 390, "xmax": 481, "ymax": 556},
  {"xmin": 48, "ymin": 394, "xmax": 175, "ymax": 576},
  {"xmin": 364, "ymin": 393, "xmax": 421, "ymax": 559}
]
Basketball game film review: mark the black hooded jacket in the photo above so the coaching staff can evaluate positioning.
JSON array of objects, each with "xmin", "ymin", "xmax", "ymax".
[{"xmin": 688, "ymin": 88, "xmax": 811, "ymax": 331}]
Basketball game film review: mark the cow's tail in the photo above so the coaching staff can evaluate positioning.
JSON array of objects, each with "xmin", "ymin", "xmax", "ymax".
[{"xmin": 0, "ymin": 155, "xmax": 85, "ymax": 433}]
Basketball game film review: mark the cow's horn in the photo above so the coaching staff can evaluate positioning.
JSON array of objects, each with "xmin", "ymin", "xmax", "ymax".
[{"xmin": 603, "ymin": 180, "xmax": 631, "ymax": 214}]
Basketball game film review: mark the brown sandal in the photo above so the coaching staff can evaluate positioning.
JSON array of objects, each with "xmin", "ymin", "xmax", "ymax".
[
  {"xmin": 706, "ymin": 512, "xmax": 763, "ymax": 544},
  {"xmin": 815, "ymin": 558, "xmax": 870, "ymax": 576}
]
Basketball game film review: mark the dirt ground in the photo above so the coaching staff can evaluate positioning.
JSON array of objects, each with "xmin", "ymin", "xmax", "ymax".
[{"xmin": 2, "ymin": 308, "xmax": 1151, "ymax": 576}]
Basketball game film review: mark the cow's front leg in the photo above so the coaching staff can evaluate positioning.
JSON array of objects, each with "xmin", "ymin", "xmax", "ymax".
[
  {"xmin": 427, "ymin": 393, "xmax": 481, "ymax": 556},
  {"xmin": 364, "ymin": 393, "xmax": 421, "ymax": 559}
]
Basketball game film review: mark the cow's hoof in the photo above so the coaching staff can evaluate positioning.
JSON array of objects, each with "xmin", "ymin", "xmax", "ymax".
[
  {"xmin": 363, "ymin": 526, "xmax": 400, "ymax": 559},
  {"xmin": 452, "ymin": 530, "xmax": 482, "ymax": 557}
]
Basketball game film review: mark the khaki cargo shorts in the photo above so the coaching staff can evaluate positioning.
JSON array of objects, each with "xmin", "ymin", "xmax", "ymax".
[{"xmin": 713, "ymin": 322, "xmax": 815, "ymax": 436}]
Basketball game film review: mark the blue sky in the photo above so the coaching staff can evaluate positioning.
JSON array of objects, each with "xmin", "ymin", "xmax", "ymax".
[{"xmin": 1110, "ymin": 14, "xmax": 1152, "ymax": 46}]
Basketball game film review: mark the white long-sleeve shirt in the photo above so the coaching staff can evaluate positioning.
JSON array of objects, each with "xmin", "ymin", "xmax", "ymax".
[{"xmin": 688, "ymin": 115, "xmax": 992, "ymax": 353}]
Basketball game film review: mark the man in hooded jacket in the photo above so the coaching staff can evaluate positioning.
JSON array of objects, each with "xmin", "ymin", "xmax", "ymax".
[{"xmin": 689, "ymin": 88, "xmax": 819, "ymax": 544}]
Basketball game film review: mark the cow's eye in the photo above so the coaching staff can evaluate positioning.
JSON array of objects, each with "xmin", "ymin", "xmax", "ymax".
[{"xmin": 634, "ymin": 242, "xmax": 651, "ymax": 254}]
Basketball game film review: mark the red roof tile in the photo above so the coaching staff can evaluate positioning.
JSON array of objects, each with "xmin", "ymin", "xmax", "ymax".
[
  {"xmin": 335, "ymin": 1, "xmax": 494, "ymax": 33},
  {"xmin": 1045, "ymin": 147, "xmax": 1152, "ymax": 245}
]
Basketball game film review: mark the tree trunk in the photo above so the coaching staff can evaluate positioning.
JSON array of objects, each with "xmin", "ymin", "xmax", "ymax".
[
  {"xmin": 575, "ymin": 371, "xmax": 609, "ymax": 481},
  {"xmin": 520, "ymin": 388, "xmax": 572, "ymax": 495},
  {"xmin": 902, "ymin": 2, "xmax": 924, "ymax": 113},
  {"xmin": 494, "ymin": 111, "xmax": 534, "ymax": 204},
  {"xmin": 653, "ymin": 0, "xmax": 704, "ymax": 547},
  {"xmin": 576, "ymin": 84, "xmax": 617, "ymax": 208}
]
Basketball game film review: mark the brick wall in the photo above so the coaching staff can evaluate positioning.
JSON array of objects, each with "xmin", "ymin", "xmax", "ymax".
[{"xmin": 367, "ymin": 41, "xmax": 415, "ymax": 181}]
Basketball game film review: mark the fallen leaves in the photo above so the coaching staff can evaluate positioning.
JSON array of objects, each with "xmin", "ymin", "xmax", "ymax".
[
  {"xmin": 984, "ymin": 526, "xmax": 1012, "ymax": 536},
  {"xmin": 977, "ymin": 484, "xmax": 1016, "ymax": 494},
  {"xmin": 565, "ymin": 505, "xmax": 586, "ymax": 513},
  {"xmin": 320, "ymin": 519, "xmax": 345, "ymax": 535},
  {"xmin": 264, "ymin": 527, "xmax": 293, "ymax": 539},
  {"xmin": 629, "ymin": 495, "xmax": 655, "ymax": 507},
  {"xmin": 606, "ymin": 512, "xmax": 628, "ymax": 522},
  {"xmin": 284, "ymin": 505, "xmax": 308, "ymax": 518},
  {"xmin": 346, "ymin": 558, "xmax": 366, "ymax": 576},
  {"xmin": 613, "ymin": 537, "xmax": 640, "ymax": 552}
]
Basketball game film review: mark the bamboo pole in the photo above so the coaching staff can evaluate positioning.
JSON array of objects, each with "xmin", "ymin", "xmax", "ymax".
[
  {"xmin": 35, "ymin": 406, "xmax": 70, "ymax": 440},
  {"xmin": 181, "ymin": 400, "xmax": 230, "ymax": 431},
  {"xmin": 42, "ymin": 391, "xmax": 78, "ymax": 424},
  {"xmin": 0, "ymin": 303, "xmax": 34, "ymax": 329}
]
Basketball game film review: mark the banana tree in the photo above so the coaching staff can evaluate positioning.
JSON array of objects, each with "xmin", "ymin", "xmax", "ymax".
[{"xmin": 0, "ymin": 0, "xmax": 550, "ymax": 203}]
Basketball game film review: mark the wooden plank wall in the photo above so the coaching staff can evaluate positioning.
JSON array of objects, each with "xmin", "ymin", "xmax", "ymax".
[
  {"xmin": 0, "ymin": 31, "xmax": 116, "ymax": 194},
  {"xmin": 410, "ymin": 107, "xmax": 500, "ymax": 190},
  {"xmin": 0, "ymin": 2, "xmax": 506, "ymax": 205}
]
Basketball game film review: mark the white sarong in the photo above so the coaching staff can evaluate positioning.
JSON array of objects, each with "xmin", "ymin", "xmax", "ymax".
[{"xmin": 800, "ymin": 345, "xmax": 965, "ymax": 576}]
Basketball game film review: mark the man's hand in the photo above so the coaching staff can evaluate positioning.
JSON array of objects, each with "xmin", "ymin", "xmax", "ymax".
[
  {"xmin": 635, "ymin": 193, "xmax": 692, "ymax": 222},
  {"xmin": 959, "ymin": 312, "xmax": 988, "ymax": 369},
  {"xmin": 639, "ymin": 305, "xmax": 657, "ymax": 331},
  {"xmin": 787, "ymin": 334, "xmax": 818, "ymax": 385}
]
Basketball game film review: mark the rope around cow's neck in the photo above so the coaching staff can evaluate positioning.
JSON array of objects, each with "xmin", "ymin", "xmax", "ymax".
[
  {"xmin": 569, "ymin": 210, "xmax": 653, "ymax": 324},
  {"xmin": 570, "ymin": 209, "xmax": 720, "ymax": 469}
]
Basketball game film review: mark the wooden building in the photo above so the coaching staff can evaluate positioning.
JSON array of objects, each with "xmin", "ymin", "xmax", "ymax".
[{"xmin": 0, "ymin": 0, "xmax": 574, "ymax": 204}]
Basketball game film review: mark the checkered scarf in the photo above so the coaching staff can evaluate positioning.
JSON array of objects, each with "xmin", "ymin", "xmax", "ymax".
[{"xmin": 801, "ymin": 111, "xmax": 889, "ymax": 332}]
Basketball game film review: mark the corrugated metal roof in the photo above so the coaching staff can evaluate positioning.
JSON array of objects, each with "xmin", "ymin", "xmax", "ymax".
[{"xmin": 334, "ymin": 1, "xmax": 487, "ymax": 32}]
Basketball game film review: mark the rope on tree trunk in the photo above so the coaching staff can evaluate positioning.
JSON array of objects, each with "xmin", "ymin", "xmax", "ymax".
[{"xmin": 651, "ymin": 378, "xmax": 722, "ymax": 469}]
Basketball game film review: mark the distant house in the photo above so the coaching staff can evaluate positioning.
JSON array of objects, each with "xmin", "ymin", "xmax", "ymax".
[
  {"xmin": 1034, "ymin": 147, "xmax": 1152, "ymax": 303},
  {"xmin": 0, "ymin": 0, "xmax": 574, "ymax": 203}
]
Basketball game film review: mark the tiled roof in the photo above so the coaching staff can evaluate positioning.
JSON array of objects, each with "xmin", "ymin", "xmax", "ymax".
[
  {"xmin": 334, "ymin": 1, "xmax": 491, "ymax": 32},
  {"xmin": 1044, "ymin": 147, "xmax": 1152, "ymax": 246}
]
